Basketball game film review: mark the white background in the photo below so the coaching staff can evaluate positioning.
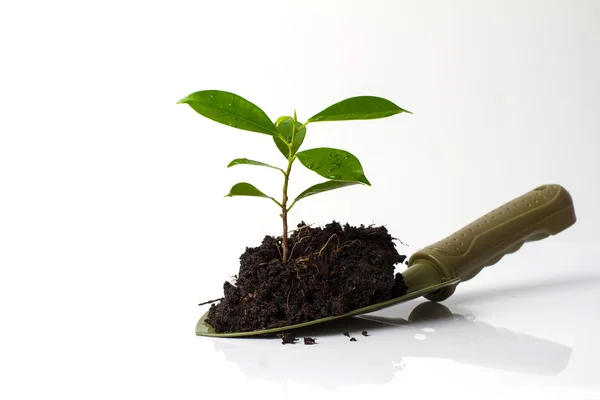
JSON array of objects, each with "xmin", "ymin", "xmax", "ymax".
[{"xmin": 1, "ymin": 1, "xmax": 599, "ymax": 399}]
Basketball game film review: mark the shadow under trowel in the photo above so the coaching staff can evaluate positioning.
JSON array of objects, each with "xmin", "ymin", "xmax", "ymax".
[{"xmin": 210, "ymin": 302, "xmax": 572, "ymax": 388}]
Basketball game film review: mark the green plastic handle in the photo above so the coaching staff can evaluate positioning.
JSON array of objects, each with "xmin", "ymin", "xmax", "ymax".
[{"xmin": 407, "ymin": 184, "xmax": 576, "ymax": 302}]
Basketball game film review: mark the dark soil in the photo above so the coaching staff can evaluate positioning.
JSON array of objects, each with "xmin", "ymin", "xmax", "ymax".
[
  {"xmin": 303, "ymin": 337, "xmax": 316, "ymax": 345},
  {"xmin": 205, "ymin": 221, "xmax": 407, "ymax": 333},
  {"xmin": 278, "ymin": 332, "xmax": 298, "ymax": 345}
]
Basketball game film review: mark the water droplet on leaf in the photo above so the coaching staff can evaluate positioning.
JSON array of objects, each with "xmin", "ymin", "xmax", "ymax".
[
  {"xmin": 328, "ymin": 175, "xmax": 342, "ymax": 180},
  {"xmin": 306, "ymin": 163, "xmax": 314, "ymax": 169}
]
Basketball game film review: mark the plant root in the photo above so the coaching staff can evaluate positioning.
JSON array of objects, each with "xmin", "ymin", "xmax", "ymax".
[{"xmin": 198, "ymin": 298, "xmax": 224, "ymax": 306}]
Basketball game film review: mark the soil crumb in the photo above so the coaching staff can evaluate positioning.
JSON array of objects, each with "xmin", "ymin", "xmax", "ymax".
[
  {"xmin": 278, "ymin": 332, "xmax": 298, "ymax": 345},
  {"xmin": 304, "ymin": 337, "xmax": 316, "ymax": 345},
  {"xmin": 206, "ymin": 221, "xmax": 407, "ymax": 333}
]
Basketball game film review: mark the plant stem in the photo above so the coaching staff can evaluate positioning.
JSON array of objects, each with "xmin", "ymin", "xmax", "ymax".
[
  {"xmin": 281, "ymin": 160, "xmax": 293, "ymax": 262},
  {"xmin": 286, "ymin": 198, "xmax": 298, "ymax": 212},
  {"xmin": 281, "ymin": 117, "xmax": 298, "ymax": 263}
]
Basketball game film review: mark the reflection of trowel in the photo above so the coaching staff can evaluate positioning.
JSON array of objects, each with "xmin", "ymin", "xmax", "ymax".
[
  {"xmin": 211, "ymin": 302, "xmax": 572, "ymax": 388},
  {"xmin": 361, "ymin": 302, "xmax": 572, "ymax": 375},
  {"xmin": 197, "ymin": 184, "xmax": 576, "ymax": 337}
]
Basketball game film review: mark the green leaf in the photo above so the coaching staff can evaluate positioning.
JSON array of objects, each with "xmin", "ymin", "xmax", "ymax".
[
  {"xmin": 308, "ymin": 96, "xmax": 411, "ymax": 122},
  {"xmin": 273, "ymin": 117, "xmax": 307, "ymax": 158},
  {"xmin": 225, "ymin": 182, "xmax": 282, "ymax": 207},
  {"xmin": 226, "ymin": 182, "xmax": 271, "ymax": 198},
  {"xmin": 275, "ymin": 116, "xmax": 293, "ymax": 127},
  {"xmin": 296, "ymin": 147, "xmax": 371, "ymax": 185},
  {"xmin": 178, "ymin": 90, "xmax": 279, "ymax": 136},
  {"xmin": 294, "ymin": 181, "xmax": 361, "ymax": 202},
  {"xmin": 227, "ymin": 158, "xmax": 283, "ymax": 173}
]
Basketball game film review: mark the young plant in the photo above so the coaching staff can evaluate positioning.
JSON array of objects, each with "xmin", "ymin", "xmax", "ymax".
[{"xmin": 177, "ymin": 90, "xmax": 410, "ymax": 263}]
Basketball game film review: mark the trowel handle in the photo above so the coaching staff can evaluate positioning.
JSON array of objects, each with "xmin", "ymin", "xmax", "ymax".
[{"xmin": 407, "ymin": 184, "xmax": 576, "ymax": 301}]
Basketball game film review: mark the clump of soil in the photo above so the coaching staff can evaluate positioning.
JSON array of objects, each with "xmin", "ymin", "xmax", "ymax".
[
  {"xmin": 278, "ymin": 332, "xmax": 298, "ymax": 345},
  {"xmin": 303, "ymin": 337, "xmax": 316, "ymax": 345},
  {"xmin": 205, "ymin": 221, "xmax": 407, "ymax": 333}
]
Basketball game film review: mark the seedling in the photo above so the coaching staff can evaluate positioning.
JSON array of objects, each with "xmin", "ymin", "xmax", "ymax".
[{"xmin": 178, "ymin": 90, "xmax": 409, "ymax": 263}]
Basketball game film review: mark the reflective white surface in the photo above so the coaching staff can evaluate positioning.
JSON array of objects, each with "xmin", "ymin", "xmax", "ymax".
[
  {"xmin": 5, "ymin": 245, "xmax": 599, "ymax": 399},
  {"xmin": 190, "ymin": 245, "xmax": 600, "ymax": 399},
  {"xmin": 2, "ymin": 1, "xmax": 600, "ymax": 399}
]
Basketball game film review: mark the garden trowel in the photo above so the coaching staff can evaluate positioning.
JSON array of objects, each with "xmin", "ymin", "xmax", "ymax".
[{"xmin": 196, "ymin": 184, "xmax": 576, "ymax": 337}]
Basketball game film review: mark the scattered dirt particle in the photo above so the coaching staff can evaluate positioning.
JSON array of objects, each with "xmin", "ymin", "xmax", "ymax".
[
  {"xmin": 361, "ymin": 330, "xmax": 368, "ymax": 336},
  {"xmin": 343, "ymin": 332, "xmax": 350, "ymax": 337},
  {"xmin": 278, "ymin": 332, "xmax": 298, "ymax": 345},
  {"xmin": 350, "ymin": 337, "xmax": 357, "ymax": 342},
  {"xmin": 304, "ymin": 337, "xmax": 316, "ymax": 345}
]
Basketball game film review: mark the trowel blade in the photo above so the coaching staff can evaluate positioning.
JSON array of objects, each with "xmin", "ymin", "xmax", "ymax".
[{"xmin": 196, "ymin": 277, "xmax": 460, "ymax": 337}]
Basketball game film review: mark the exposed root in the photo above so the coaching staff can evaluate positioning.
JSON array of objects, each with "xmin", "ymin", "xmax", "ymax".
[
  {"xmin": 317, "ymin": 233, "xmax": 338, "ymax": 257},
  {"xmin": 334, "ymin": 239, "xmax": 361, "ymax": 254},
  {"xmin": 274, "ymin": 241, "xmax": 283, "ymax": 260},
  {"xmin": 289, "ymin": 223, "xmax": 313, "ymax": 234},
  {"xmin": 289, "ymin": 233, "xmax": 312, "ymax": 260},
  {"xmin": 198, "ymin": 298, "xmax": 223, "ymax": 306},
  {"xmin": 392, "ymin": 237, "xmax": 409, "ymax": 247}
]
